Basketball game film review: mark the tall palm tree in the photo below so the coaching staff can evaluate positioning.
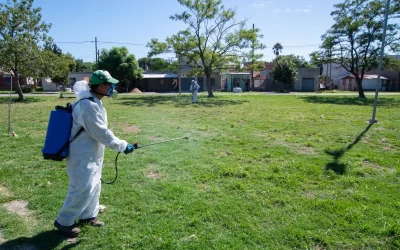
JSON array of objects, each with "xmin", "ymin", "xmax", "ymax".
[{"xmin": 272, "ymin": 43, "xmax": 283, "ymax": 56}]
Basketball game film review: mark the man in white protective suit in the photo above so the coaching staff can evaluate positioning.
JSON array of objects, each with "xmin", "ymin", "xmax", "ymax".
[
  {"xmin": 189, "ymin": 80, "xmax": 200, "ymax": 103},
  {"xmin": 54, "ymin": 70, "xmax": 135, "ymax": 238}
]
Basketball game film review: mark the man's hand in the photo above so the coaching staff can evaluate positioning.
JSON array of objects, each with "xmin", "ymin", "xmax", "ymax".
[{"xmin": 124, "ymin": 143, "xmax": 134, "ymax": 154}]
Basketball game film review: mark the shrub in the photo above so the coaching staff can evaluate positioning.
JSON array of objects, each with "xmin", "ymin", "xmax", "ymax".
[{"xmin": 21, "ymin": 85, "xmax": 34, "ymax": 93}]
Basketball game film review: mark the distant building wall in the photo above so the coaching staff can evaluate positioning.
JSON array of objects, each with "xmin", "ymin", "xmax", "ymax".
[{"xmin": 294, "ymin": 68, "xmax": 320, "ymax": 91}]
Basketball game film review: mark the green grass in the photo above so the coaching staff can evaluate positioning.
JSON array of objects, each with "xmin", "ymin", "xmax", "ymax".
[{"xmin": 0, "ymin": 92, "xmax": 399, "ymax": 249}]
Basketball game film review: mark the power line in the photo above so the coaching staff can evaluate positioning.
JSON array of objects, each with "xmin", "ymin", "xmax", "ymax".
[
  {"xmin": 55, "ymin": 41, "xmax": 93, "ymax": 44},
  {"xmin": 98, "ymin": 41, "xmax": 147, "ymax": 46},
  {"xmin": 54, "ymin": 40, "xmax": 320, "ymax": 48}
]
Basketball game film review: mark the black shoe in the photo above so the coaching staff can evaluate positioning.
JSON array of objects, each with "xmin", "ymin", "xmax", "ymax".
[{"xmin": 54, "ymin": 220, "xmax": 80, "ymax": 237}]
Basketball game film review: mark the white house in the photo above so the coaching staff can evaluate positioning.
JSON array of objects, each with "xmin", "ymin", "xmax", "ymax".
[{"xmin": 339, "ymin": 74, "xmax": 389, "ymax": 91}]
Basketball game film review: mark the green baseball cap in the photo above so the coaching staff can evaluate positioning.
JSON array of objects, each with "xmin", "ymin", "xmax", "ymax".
[{"xmin": 90, "ymin": 70, "xmax": 119, "ymax": 85}]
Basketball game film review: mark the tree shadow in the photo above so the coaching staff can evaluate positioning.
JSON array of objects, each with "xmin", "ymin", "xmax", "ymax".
[
  {"xmin": 0, "ymin": 230, "xmax": 80, "ymax": 250},
  {"xmin": 119, "ymin": 95, "xmax": 247, "ymax": 107},
  {"xmin": 325, "ymin": 124, "xmax": 373, "ymax": 174},
  {"xmin": 300, "ymin": 96, "xmax": 400, "ymax": 107}
]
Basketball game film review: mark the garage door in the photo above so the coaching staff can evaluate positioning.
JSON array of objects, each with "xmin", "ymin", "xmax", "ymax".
[
  {"xmin": 301, "ymin": 78, "xmax": 315, "ymax": 92},
  {"xmin": 181, "ymin": 78, "xmax": 195, "ymax": 92}
]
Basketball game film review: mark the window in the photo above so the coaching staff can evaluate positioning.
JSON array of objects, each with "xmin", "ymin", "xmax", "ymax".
[
  {"xmin": 197, "ymin": 77, "xmax": 203, "ymax": 88},
  {"xmin": 4, "ymin": 77, "xmax": 11, "ymax": 85},
  {"xmin": 210, "ymin": 78, "xmax": 215, "ymax": 87},
  {"xmin": 233, "ymin": 77, "xmax": 240, "ymax": 87},
  {"xmin": 70, "ymin": 78, "xmax": 76, "ymax": 87}
]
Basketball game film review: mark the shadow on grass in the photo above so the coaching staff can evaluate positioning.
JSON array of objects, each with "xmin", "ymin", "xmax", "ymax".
[
  {"xmin": 325, "ymin": 124, "xmax": 373, "ymax": 174},
  {"xmin": 0, "ymin": 230, "xmax": 79, "ymax": 250},
  {"xmin": 300, "ymin": 96, "xmax": 400, "ymax": 107},
  {"xmin": 119, "ymin": 95, "xmax": 247, "ymax": 107},
  {"xmin": 0, "ymin": 97, "xmax": 43, "ymax": 104}
]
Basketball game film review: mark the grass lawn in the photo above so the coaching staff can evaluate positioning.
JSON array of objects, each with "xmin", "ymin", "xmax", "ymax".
[{"xmin": 0, "ymin": 92, "xmax": 399, "ymax": 249}]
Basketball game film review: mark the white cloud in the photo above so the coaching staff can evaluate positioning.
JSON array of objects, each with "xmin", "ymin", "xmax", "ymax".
[
  {"xmin": 251, "ymin": 1, "xmax": 275, "ymax": 9},
  {"xmin": 273, "ymin": 7, "xmax": 312, "ymax": 14},
  {"xmin": 252, "ymin": 3, "xmax": 265, "ymax": 9},
  {"xmin": 294, "ymin": 8, "xmax": 312, "ymax": 13}
]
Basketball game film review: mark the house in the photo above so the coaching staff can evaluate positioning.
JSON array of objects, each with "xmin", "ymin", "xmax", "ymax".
[
  {"xmin": 293, "ymin": 68, "xmax": 320, "ymax": 92},
  {"xmin": 323, "ymin": 57, "xmax": 400, "ymax": 91},
  {"xmin": 137, "ymin": 73, "xmax": 179, "ymax": 92},
  {"xmin": 0, "ymin": 74, "xmax": 12, "ymax": 91},
  {"xmin": 220, "ymin": 73, "xmax": 251, "ymax": 91},
  {"xmin": 0, "ymin": 73, "xmax": 35, "ymax": 91},
  {"xmin": 339, "ymin": 74, "xmax": 389, "ymax": 91},
  {"xmin": 322, "ymin": 63, "xmax": 349, "ymax": 88},
  {"xmin": 40, "ymin": 72, "xmax": 93, "ymax": 91},
  {"xmin": 195, "ymin": 72, "xmax": 221, "ymax": 92},
  {"xmin": 366, "ymin": 56, "xmax": 400, "ymax": 91},
  {"xmin": 262, "ymin": 67, "xmax": 320, "ymax": 92}
]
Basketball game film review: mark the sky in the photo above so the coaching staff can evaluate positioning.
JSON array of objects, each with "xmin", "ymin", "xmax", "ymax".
[{"xmin": 30, "ymin": 0, "xmax": 344, "ymax": 63}]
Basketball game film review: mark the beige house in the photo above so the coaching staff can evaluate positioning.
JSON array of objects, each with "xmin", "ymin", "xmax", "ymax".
[{"xmin": 293, "ymin": 68, "xmax": 320, "ymax": 92}]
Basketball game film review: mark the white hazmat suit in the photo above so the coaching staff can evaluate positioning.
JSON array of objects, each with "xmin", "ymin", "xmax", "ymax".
[
  {"xmin": 56, "ymin": 88, "xmax": 128, "ymax": 226},
  {"xmin": 189, "ymin": 80, "xmax": 200, "ymax": 103}
]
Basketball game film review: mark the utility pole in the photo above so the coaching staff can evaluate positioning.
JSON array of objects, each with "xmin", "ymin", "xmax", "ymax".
[
  {"xmin": 329, "ymin": 48, "xmax": 332, "ymax": 90},
  {"xmin": 178, "ymin": 52, "xmax": 182, "ymax": 95},
  {"xmin": 251, "ymin": 23, "xmax": 255, "ymax": 91},
  {"xmin": 8, "ymin": 76, "xmax": 13, "ymax": 136},
  {"xmin": 370, "ymin": 0, "xmax": 391, "ymax": 124},
  {"xmin": 95, "ymin": 37, "xmax": 98, "ymax": 63}
]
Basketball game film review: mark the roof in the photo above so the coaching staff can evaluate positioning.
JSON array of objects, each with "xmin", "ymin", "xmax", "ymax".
[
  {"xmin": 341, "ymin": 74, "xmax": 388, "ymax": 80},
  {"xmin": 142, "ymin": 73, "xmax": 178, "ymax": 79}
]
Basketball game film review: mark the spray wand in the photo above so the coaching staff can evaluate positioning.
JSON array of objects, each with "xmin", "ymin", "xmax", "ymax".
[{"xmin": 101, "ymin": 136, "xmax": 189, "ymax": 184}]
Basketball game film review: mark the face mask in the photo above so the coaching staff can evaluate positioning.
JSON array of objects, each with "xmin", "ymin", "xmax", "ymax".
[{"xmin": 107, "ymin": 83, "xmax": 118, "ymax": 98}]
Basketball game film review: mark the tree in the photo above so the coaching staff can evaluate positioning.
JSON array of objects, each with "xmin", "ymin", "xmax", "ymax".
[
  {"xmin": 383, "ymin": 56, "xmax": 400, "ymax": 71},
  {"xmin": 0, "ymin": 0, "xmax": 52, "ymax": 101},
  {"xmin": 320, "ymin": 0, "xmax": 400, "ymax": 98},
  {"xmin": 138, "ymin": 57, "xmax": 175, "ymax": 72},
  {"xmin": 272, "ymin": 43, "xmax": 283, "ymax": 56},
  {"xmin": 97, "ymin": 47, "xmax": 143, "ymax": 92},
  {"xmin": 147, "ymin": 0, "xmax": 264, "ymax": 97},
  {"xmin": 37, "ymin": 42, "xmax": 76, "ymax": 87},
  {"xmin": 271, "ymin": 55, "xmax": 298, "ymax": 92},
  {"xmin": 243, "ymin": 24, "xmax": 266, "ymax": 90},
  {"xmin": 74, "ymin": 59, "xmax": 95, "ymax": 72}
]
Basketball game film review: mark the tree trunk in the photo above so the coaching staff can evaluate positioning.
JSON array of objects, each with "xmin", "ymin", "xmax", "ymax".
[
  {"xmin": 356, "ymin": 78, "xmax": 366, "ymax": 98},
  {"xmin": 206, "ymin": 74, "xmax": 214, "ymax": 97},
  {"xmin": 251, "ymin": 70, "xmax": 254, "ymax": 91},
  {"xmin": 12, "ymin": 70, "xmax": 24, "ymax": 101}
]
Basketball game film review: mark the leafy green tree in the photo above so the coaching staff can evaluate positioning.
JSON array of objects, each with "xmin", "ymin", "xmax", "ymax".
[
  {"xmin": 0, "ymin": 0, "xmax": 52, "ymax": 101},
  {"xmin": 38, "ymin": 42, "xmax": 76, "ymax": 86},
  {"xmin": 320, "ymin": 0, "xmax": 400, "ymax": 98},
  {"xmin": 272, "ymin": 43, "xmax": 283, "ymax": 56},
  {"xmin": 383, "ymin": 56, "xmax": 400, "ymax": 71},
  {"xmin": 44, "ymin": 41, "xmax": 62, "ymax": 56},
  {"xmin": 243, "ymin": 25, "xmax": 266, "ymax": 90},
  {"xmin": 74, "ymin": 59, "xmax": 95, "ymax": 72},
  {"xmin": 97, "ymin": 47, "xmax": 143, "ymax": 92},
  {"xmin": 271, "ymin": 55, "xmax": 298, "ymax": 92},
  {"xmin": 52, "ymin": 54, "xmax": 75, "ymax": 84},
  {"xmin": 147, "ymin": 0, "xmax": 264, "ymax": 97},
  {"xmin": 138, "ymin": 57, "xmax": 174, "ymax": 72}
]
